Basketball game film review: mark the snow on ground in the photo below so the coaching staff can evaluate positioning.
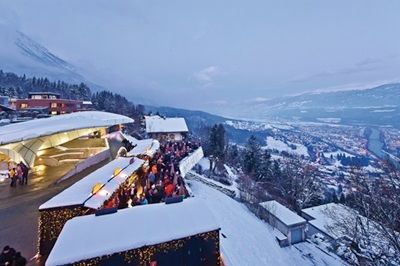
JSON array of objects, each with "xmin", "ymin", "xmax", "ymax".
[
  {"xmin": 225, "ymin": 120, "xmax": 273, "ymax": 131},
  {"xmin": 224, "ymin": 164, "xmax": 235, "ymax": 179},
  {"xmin": 188, "ymin": 180, "xmax": 345, "ymax": 266},
  {"xmin": 197, "ymin": 157, "xmax": 210, "ymax": 171},
  {"xmin": 222, "ymin": 165, "xmax": 240, "ymax": 198},
  {"xmin": 324, "ymin": 151, "xmax": 355, "ymax": 158},
  {"xmin": 316, "ymin": 118, "xmax": 341, "ymax": 123},
  {"xmin": 225, "ymin": 120, "xmax": 293, "ymax": 131},
  {"xmin": 0, "ymin": 170, "xmax": 8, "ymax": 182},
  {"xmin": 370, "ymin": 109, "xmax": 395, "ymax": 113},
  {"xmin": 363, "ymin": 165, "xmax": 384, "ymax": 173},
  {"xmin": 265, "ymin": 136, "xmax": 309, "ymax": 157}
]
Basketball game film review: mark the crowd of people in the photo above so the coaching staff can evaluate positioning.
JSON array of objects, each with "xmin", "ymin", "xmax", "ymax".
[
  {"xmin": 8, "ymin": 162, "xmax": 29, "ymax": 188},
  {"xmin": 103, "ymin": 139, "xmax": 200, "ymax": 209},
  {"xmin": 0, "ymin": 246, "xmax": 26, "ymax": 266}
]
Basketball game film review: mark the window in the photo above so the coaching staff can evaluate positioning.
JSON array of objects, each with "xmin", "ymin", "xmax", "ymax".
[
  {"xmin": 51, "ymin": 111, "xmax": 58, "ymax": 115},
  {"xmin": 20, "ymin": 103, "xmax": 28, "ymax": 109},
  {"xmin": 31, "ymin": 95, "xmax": 42, "ymax": 99},
  {"xmin": 51, "ymin": 102, "xmax": 58, "ymax": 108}
]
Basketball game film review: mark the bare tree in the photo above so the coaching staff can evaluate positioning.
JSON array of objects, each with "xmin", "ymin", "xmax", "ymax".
[
  {"xmin": 335, "ymin": 161, "xmax": 400, "ymax": 265},
  {"xmin": 274, "ymin": 158, "xmax": 322, "ymax": 212}
]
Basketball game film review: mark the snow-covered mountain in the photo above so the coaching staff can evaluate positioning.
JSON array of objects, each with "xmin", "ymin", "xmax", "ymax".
[
  {"xmin": 0, "ymin": 23, "xmax": 99, "ymax": 88},
  {"xmin": 235, "ymin": 83, "xmax": 400, "ymax": 127},
  {"xmin": 261, "ymin": 84, "xmax": 400, "ymax": 110}
]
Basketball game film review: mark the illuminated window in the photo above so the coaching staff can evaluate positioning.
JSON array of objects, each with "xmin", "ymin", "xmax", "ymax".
[
  {"xmin": 51, "ymin": 111, "xmax": 58, "ymax": 115},
  {"xmin": 20, "ymin": 103, "xmax": 28, "ymax": 108},
  {"xmin": 51, "ymin": 102, "xmax": 58, "ymax": 108}
]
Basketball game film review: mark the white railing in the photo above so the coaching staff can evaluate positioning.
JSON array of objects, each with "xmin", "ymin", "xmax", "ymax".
[{"xmin": 179, "ymin": 147, "xmax": 204, "ymax": 178}]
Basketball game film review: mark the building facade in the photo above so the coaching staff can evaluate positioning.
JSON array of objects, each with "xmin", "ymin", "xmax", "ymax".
[
  {"xmin": 145, "ymin": 115, "xmax": 189, "ymax": 141},
  {"xmin": 14, "ymin": 92, "xmax": 82, "ymax": 115}
]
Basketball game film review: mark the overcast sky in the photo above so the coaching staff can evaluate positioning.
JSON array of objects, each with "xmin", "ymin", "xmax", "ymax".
[{"xmin": 1, "ymin": 0, "xmax": 400, "ymax": 114}]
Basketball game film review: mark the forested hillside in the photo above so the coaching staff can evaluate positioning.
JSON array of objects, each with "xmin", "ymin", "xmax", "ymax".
[
  {"xmin": 0, "ymin": 70, "xmax": 144, "ymax": 131},
  {"xmin": 0, "ymin": 70, "xmax": 91, "ymax": 100}
]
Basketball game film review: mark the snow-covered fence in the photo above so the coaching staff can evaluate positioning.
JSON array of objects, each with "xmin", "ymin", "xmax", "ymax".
[
  {"xmin": 186, "ymin": 171, "xmax": 236, "ymax": 198},
  {"xmin": 179, "ymin": 147, "xmax": 204, "ymax": 177}
]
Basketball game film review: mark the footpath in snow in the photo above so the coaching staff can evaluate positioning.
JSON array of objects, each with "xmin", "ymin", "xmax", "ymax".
[{"xmin": 187, "ymin": 179, "xmax": 345, "ymax": 266}]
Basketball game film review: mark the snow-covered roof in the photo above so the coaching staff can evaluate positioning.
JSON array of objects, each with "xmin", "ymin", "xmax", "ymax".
[
  {"xmin": 83, "ymin": 158, "xmax": 144, "ymax": 209},
  {"xmin": 122, "ymin": 133, "xmax": 160, "ymax": 157},
  {"xmin": 0, "ymin": 111, "xmax": 133, "ymax": 146},
  {"xmin": 259, "ymin": 200, "xmax": 306, "ymax": 226},
  {"xmin": 145, "ymin": 115, "xmax": 188, "ymax": 133},
  {"xmin": 46, "ymin": 198, "xmax": 219, "ymax": 266},
  {"xmin": 39, "ymin": 157, "xmax": 140, "ymax": 210},
  {"xmin": 301, "ymin": 203, "xmax": 355, "ymax": 240}
]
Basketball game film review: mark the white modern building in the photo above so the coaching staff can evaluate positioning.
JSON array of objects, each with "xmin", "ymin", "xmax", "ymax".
[{"xmin": 0, "ymin": 111, "xmax": 133, "ymax": 167}]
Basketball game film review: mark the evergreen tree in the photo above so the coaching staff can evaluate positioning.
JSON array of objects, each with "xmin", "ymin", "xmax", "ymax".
[
  {"xmin": 243, "ymin": 135, "xmax": 261, "ymax": 177},
  {"xmin": 207, "ymin": 124, "xmax": 226, "ymax": 173},
  {"xmin": 256, "ymin": 149, "xmax": 272, "ymax": 181},
  {"xmin": 227, "ymin": 144, "xmax": 240, "ymax": 166}
]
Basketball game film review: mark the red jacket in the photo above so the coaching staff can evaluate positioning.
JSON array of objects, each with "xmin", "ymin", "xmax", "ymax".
[{"xmin": 164, "ymin": 183, "xmax": 175, "ymax": 197}]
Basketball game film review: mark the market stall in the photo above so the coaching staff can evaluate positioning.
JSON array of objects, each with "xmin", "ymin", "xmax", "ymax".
[
  {"xmin": 122, "ymin": 133, "xmax": 160, "ymax": 158},
  {"xmin": 38, "ymin": 157, "xmax": 144, "ymax": 256},
  {"xmin": 46, "ymin": 198, "xmax": 221, "ymax": 266}
]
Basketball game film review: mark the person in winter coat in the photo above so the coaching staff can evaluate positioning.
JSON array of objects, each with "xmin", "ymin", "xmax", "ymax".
[
  {"xmin": 148, "ymin": 172, "xmax": 156, "ymax": 185},
  {"xmin": 0, "ymin": 246, "xmax": 15, "ymax": 265},
  {"xmin": 12, "ymin": 252, "xmax": 26, "ymax": 266},
  {"xmin": 164, "ymin": 181, "xmax": 175, "ymax": 198},
  {"xmin": 20, "ymin": 162, "xmax": 28, "ymax": 185},
  {"xmin": 16, "ymin": 165, "xmax": 23, "ymax": 185},
  {"xmin": 151, "ymin": 164, "xmax": 158, "ymax": 175},
  {"xmin": 9, "ymin": 168, "xmax": 17, "ymax": 187},
  {"xmin": 139, "ymin": 194, "xmax": 148, "ymax": 205}
]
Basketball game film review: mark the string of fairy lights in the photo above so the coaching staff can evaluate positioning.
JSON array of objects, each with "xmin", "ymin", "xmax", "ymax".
[
  {"xmin": 37, "ymin": 148, "xmax": 221, "ymax": 265},
  {"xmin": 70, "ymin": 231, "xmax": 221, "ymax": 266},
  {"xmin": 38, "ymin": 206, "xmax": 85, "ymax": 255},
  {"xmin": 38, "ymin": 170, "xmax": 140, "ymax": 256}
]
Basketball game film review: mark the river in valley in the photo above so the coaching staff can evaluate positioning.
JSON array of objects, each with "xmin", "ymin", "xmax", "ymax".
[{"xmin": 367, "ymin": 127, "xmax": 400, "ymax": 169}]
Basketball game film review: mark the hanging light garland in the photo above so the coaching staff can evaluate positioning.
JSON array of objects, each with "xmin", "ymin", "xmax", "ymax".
[
  {"xmin": 68, "ymin": 230, "xmax": 221, "ymax": 266},
  {"xmin": 38, "ymin": 206, "xmax": 85, "ymax": 255}
]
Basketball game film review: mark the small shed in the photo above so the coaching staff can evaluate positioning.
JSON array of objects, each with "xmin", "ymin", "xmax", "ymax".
[
  {"xmin": 38, "ymin": 157, "xmax": 144, "ymax": 256},
  {"xmin": 259, "ymin": 200, "xmax": 307, "ymax": 246},
  {"xmin": 145, "ymin": 115, "xmax": 188, "ymax": 141},
  {"xmin": 46, "ymin": 198, "xmax": 221, "ymax": 266}
]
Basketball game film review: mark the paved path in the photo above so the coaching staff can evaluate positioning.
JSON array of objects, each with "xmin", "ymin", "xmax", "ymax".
[{"xmin": 0, "ymin": 159, "xmax": 111, "ymax": 265}]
